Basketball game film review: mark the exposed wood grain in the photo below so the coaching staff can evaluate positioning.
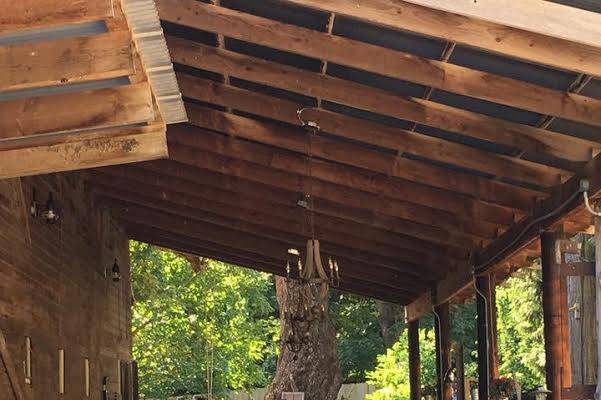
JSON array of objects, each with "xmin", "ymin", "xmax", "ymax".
[
  {"xmin": 0, "ymin": 31, "xmax": 134, "ymax": 92},
  {"xmin": 0, "ymin": 82, "xmax": 155, "ymax": 138},
  {"xmin": 582, "ymin": 276, "xmax": 597, "ymax": 384},
  {"xmin": 408, "ymin": 320, "xmax": 421, "ymax": 400},
  {"xmin": 92, "ymin": 166, "xmax": 462, "ymax": 270},
  {"xmin": 400, "ymin": 0, "xmax": 601, "ymax": 48},
  {"xmin": 0, "ymin": 130, "xmax": 167, "ymax": 179},
  {"xmin": 160, "ymin": 0, "xmax": 601, "ymax": 126},
  {"xmin": 168, "ymin": 36, "xmax": 594, "ymax": 165},
  {"xmin": 0, "ymin": 0, "xmax": 114, "ymax": 32},
  {"xmin": 568, "ymin": 276, "xmax": 584, "ymax": 384},
  {"xmin": 0, "ymin": 327, "xmax": 25, "ymax": 400},
  {"xmin": 280, "ymin": 0, "xmax": 601, "ymax": 77},
  {"xmin": 596, "ymin": 212, "xmax": 601, "ymax": 399},
  {"xmin": 126, "ymin": 224, "xmax": 408, "ymax": 304},
  {"xmin": 181, "ymin": 75, "xmax": 566, "ymax": 185}
]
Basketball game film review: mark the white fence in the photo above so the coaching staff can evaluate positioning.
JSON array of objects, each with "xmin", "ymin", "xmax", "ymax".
[{"xmin": 230, "ymin": 383, "xmax": 376, "ymax": 400}]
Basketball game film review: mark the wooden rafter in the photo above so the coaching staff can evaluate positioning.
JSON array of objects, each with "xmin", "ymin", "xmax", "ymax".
[
  {"xmin": 168, "ymin": 125, "xmax": 501, "ymax": 248},
  {"xmin": 407, "ymin": 152, "xmax": 601, "ymax": 319},
  {"xmin": 180, "ymin": 74, "xmax": 572, "ymax": 185},
  {"xmin": 167, "ymin": 35, "xmax": 596, "ymax": 165},
  {"xmin": 277, "ymin": 0, "xmax": 601, "ymax": 76},
  {"xmin": 158, "ymin": 0, "xmax": 601, "ymax": 126},
  {"xmin": 92, "ymin": 164, "xmax": 467, "ymax": 267},
  {"xmin": 401, "ymin": 0, "xmax": 601, "ymax": 48},
  {"xmin": 0, "ymin": 0, "xmax": 114, "ymax": 32},
  {"xmin": 126, "ymin": 224, "xmax": 409, "ymax": 304},
  {"xmin": 106, "ymin": 202, "xmax": 428, "ymax": 296},
  {"xmin": 0, "ymin": 31, "xmax": 134, "ymax": 92}
]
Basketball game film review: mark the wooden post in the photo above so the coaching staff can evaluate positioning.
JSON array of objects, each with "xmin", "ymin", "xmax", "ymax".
[
  {"xmin": 541, "ymin": 231, "xmax": 563, "ymax": 400},
  {"xmin": 435, "ymin": 302, "xmax": 452, "ymax": 400},
  {"xmin": 409, "ymin": 319, "xmax": 421, "ymax": 400},
  {"xmin": 487, "ymin": 274, "xmax": 500, "ymax": 380},
  {"xmin": 455, "ymin": 342, "xmax": 466, "ymax": 400},
  {"xmin": 594, "ymin": 208, "xmax": 601, "ymax": 400},
  {"xmin": 476, "ymin": 275, "xmax": 490, "ymax": 400}
]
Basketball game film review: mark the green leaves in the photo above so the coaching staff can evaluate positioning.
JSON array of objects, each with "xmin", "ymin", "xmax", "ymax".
[{"xmin": 131, "ymin": 241, "xmax": 278, "ymax": 398}]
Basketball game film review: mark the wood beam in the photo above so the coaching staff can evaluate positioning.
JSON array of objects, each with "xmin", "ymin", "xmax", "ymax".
[
  {"xmin": 405, "ymin": 152, "xmax": 601, "ymax": 319},
  {"xmin": 182, "ymin": 75, "xmax": 569, "ymax": 184},
  {"xmin": 160, "ymin": 0, "xmax": 601, "ymax": 127},
  {"xmin": 408, "ymin": 319, "xmax": 421, "ymax": 400},
  {"xmin": 278, "ymin": 0, "xmax": 601, "ymax": 77},
  {"xmin": 133, "ymin": 160, "xmax": 470, "ymax": 262},
  {"xmin": 400, "ymin": 0, "xmax": 601, "ymax": 48},
  {"xmin": 541, "ymin": 231, "xmax": 563, "ymax": 400},
  {"xmin": 0, "ymin": 130, "xmax": 167, "ymax": 179},
  {"xmin": 127, "ymin": 224, "xmax": 408, "ymax": 304},
  {"xmin": 0, "ymin": 0, "xmax": 114, "ymax": 32},
  {"xmin": 0, "ymin": 31, "xmax": 134, "ymax": 92},
  {"xmin": 168, "ymin": 126, "xmax": 490, "ymax": 248},
  {"xmin": 183, "ymin": 106, "xmax": 514, "ymax": 239},
  {"xmin": 168, "ymin": 36, "xmax": 592, "ymax": 166},
  {"xmin": 93, "ymin": 165, "xmax": 464, "ymax": 268},
  {"xmin": 109, "ymin": 203, "xmax": 425, "ymax": 296},
  {"xmin": 596, "ymin": 207, "xmax": 601, "ymax": 400},
  {"xmin": 0, "ymin": 82, "xmax": 155, "ymax": 138},
  {"xmin": 91, "ymin": 179, "xmax": 445, "ymax": 281},
  {"xmin": 166, "ymin": 133, "xmax": 518, "ymax": 227}
]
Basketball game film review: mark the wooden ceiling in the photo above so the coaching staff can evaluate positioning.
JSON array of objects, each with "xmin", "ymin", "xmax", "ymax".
[
  {"xmin": 4, "ymin": 0, "xmax": 601, "ymax": 307},
  {"xmin": 0, "ymin": 0, "xmax": 185, "ymax": 179}
]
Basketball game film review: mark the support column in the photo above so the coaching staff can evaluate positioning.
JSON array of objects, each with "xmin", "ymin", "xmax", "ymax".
[
  {"xmin": 409, "ymin": 319, "xmax": 421, "ymax": 400},
  {"xmin": 435, "ymin": 302, "xmax": 452, "ymax": 400},
  {"xmin": 476, "ymin": 275, "xmax": 490, "ymax": 400},
  {"xmin": 455, "ymin": 343, "xmax": 465, "ymax": 400},
  {"xmin": 541, "ymin": 231, "xmax": 563, "ymax": 400}
]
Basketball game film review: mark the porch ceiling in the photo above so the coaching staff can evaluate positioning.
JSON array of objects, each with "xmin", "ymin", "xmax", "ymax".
[{"xmin": 85, "ymin": 0, "xmax": 601, "ymax": 307}]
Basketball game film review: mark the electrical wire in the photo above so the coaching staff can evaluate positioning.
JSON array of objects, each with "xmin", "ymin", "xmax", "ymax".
[
  {"xmin": 584, "ymin": 189, "xmax": 601, "ymax": 217},
  {"xmin": 474, "ymin": 185, "xmax": 584, "ymax": 274}
]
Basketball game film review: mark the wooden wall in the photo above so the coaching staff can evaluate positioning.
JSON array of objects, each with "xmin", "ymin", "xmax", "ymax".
[{"xmin": 0, "ymin": 172, "xmax": 131, "ymax": 399}]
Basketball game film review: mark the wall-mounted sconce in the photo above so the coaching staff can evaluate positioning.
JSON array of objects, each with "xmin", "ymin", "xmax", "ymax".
[
  {"xmin": 30, "ymin": 189, "xmax": 60, "ymax": 224},
  {"xmin": 105, "ymin": 259, "xmax": 121, "ymax": 283}
]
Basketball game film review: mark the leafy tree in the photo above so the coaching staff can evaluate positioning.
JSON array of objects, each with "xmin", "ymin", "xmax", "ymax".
[
  {"xmin": 330, "ymin": 293, "xmax": 393, "ymax": 383},
  {"xmin": 496, "ymin": 268, "xmax": 546, "ymax": 389},
  {"xmin": 365, "ymin": 328, "xmax": 438, "ymax": 400},
  {"xmin": 130, "ymin": 241, "xmax": 278, "ymax": 398}
]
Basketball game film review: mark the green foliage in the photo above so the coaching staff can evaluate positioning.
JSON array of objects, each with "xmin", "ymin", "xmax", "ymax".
[
  {"xmin": 496, "ymin": 268, "xmax": 546, "ymax": 389},
  {"xmin": 365, "ymin": 328, "xmax": 437, "ymax": 400},
  {"xmin": 131, "ymin": 241, "xmax": 278, "ymax": 399},
  {"xmin": 330, "ymin": 293, "xmax": 389, "ymax": 383}
]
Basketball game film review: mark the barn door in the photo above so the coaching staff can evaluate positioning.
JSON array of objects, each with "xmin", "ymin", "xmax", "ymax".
[{"xmin": 560, "ymin": 239, "xmax": 597, "ymax": 400}]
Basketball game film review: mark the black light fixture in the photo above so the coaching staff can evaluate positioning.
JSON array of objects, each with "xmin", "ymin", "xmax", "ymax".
[
  {"xmin": 30, "ymin": 189, "xmax": 60, "ymax": 224},
  {"xmin": 111, "ymin": 258, "xmax": 121, "ymax": 282}
]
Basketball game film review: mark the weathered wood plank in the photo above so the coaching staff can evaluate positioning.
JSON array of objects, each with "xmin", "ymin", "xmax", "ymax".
[
  {"xmin": 160, "ymin": 0, "xmax": 601, "ymax": 126},
  {"xmin": 280, "ymin": 0, "xmax": 601, "ymax": 77},
  {"xmin": 582, "ymin": 276, "xmax": 597, "ymax": 384},
  {"xmin": 180, "ymin": 75, "xmax": 567, "ymax": 185},
  {"xmin": 168, "ymin": 36, "xmax": 594, "ymax": 165},
  {"xmin": 568, "ymin": 276, "xmax": 584, "ymax": 384},
  {"xmin": 595, "ymin": 211, "xmax": 601, "ymax": 399},
  {"xmin": 0, "ymin": 31, "xmax": 134, "ymax": 92},
  {"xmin": 400, "ymin": 0, "xmax": 601, "ymax": 48},
  {"xmin": 0, "ymin": 82, "xmax": 155, "ymax": 138},
  {"xmin": 0, "ymin": 0, "xmax": 114, "ymax": 33},
  {"xmin": 0, "ymin": 130, "xmax": 167, "ymax": 179},
  {"xmin": 0, "ymin": 327, "xmax": 25, "ymax": 400}
]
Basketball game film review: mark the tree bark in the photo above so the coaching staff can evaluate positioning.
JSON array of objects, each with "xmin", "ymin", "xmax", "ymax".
[
  {"xmin": 265, "ymin": 277, "xmax": 342, "ymax": 400},
  {"xmin": 376, "ymin": 301, "xmax": 404, "ymax": 348}
]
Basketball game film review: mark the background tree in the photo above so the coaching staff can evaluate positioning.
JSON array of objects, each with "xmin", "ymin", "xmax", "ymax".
[{"xmin": 131, "ymin": 241, "xmax": 278, "ymax": 398}]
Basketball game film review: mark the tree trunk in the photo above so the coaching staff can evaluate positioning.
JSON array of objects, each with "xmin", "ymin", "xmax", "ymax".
[
  {"xmin": 265, "ymin": 277, "xmax": 342, "ymax": 400},
  {"xmin": 376, "ymin": 301, "xmax": 404, "ymax": 347}
]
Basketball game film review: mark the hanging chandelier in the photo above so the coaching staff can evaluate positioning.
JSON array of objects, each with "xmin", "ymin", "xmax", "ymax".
[{"xmin": 282, "ymin": 108, "xmax": 341, "ymax": 354}]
